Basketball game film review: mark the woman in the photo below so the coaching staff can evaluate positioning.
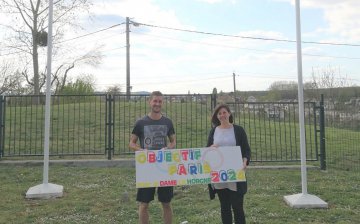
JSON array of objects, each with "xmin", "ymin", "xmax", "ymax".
[{"xmin": 207, "ymin": 104, "xmax": 251, "ymax": 224}]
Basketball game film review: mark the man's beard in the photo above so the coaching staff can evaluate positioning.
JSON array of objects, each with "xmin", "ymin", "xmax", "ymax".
[{"xmin": 152, "ymin": 106, "xmax": 161, "ymax": 113}]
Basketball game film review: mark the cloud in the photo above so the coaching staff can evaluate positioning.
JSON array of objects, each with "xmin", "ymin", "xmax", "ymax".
[
  {"xmin": 3, "ymin": 0, "xmax": 356, "ymax": 93},
  {"xmin": 91, "ymin": 0, "xmax": 185, "ymax": 28},
  {"xmin": 80, "ymin": 1, "xmax": 304, "ymax": 93},
  {"xmin": 274, "ymin": 0, "xmax": 360, "ymax": 42}
]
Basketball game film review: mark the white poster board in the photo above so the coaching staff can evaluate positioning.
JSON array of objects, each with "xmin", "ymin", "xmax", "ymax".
[{"xmin": 135, "ymin": 146, "xmax": 245, "ymax": 188}]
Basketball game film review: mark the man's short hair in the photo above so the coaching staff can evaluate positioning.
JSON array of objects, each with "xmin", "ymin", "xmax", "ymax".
[{"xmin": 149, "ymin": 91, "xmax": 163, "ymax": 100}]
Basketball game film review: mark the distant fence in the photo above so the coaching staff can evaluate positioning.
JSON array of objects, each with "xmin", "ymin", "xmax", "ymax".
[
  {"xmin": 228, "ymin": 101, "xmax": 320, "ymax": 163},
  {"xmin": 322, "ymin": 97, "xmax": 360, "ymax": 171},
  {"xmin": 0, "ymin": 93, "xmax": 358, "ymax": 170}
]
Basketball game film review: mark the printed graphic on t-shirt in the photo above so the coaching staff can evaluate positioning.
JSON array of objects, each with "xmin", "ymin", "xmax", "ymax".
[{"xmin": 143, "ymin": 125, "xmax": 168, "ymax": 150}]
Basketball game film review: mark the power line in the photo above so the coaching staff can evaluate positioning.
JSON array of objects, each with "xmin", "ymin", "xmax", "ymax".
[
  {"xmin": 128, "ymin": 70, "xmax": 360, "ymax": 86},
  {"xmin": 132, "ymin": 30, "xmax": 360, "ymax": 60},
  {"xmin": 56, "ymin": 23, "xmax": 126, "ymax": 44},
  {"xmin": 133, "ymin": 21, "xmax": 360, "ymax": 47},
  {"xmin": 58, "ymin": 32, "xmax": 126, "ymax": 47}
]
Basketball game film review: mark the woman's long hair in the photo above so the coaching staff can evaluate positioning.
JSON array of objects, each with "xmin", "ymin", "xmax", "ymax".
[{"xmin": 211, "ymin": 104, "xmax": 234, "ymax": 127}]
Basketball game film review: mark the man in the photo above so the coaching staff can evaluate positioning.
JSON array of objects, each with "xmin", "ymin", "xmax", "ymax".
[{"xmin": 129, "ymin": 91, "xmax": 176, "ymax": 224}]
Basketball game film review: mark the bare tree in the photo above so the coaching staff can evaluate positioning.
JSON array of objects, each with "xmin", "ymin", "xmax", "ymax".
[
  {"xmin": 310, "ymin": 65, "xmax": 353, "ymax": 101},
  {"xmin": 311, "ymin": 66, "xmax": 352, "ymax": 89},
  {"xmin": 0, "ymin": 0, "xmax": 93, "ymax": 95},
  {"xmin": 0, "ymin": 61, "xmax": 26, "ymax": 95},
  {"xmin": 52, "ymin": 49, "xmax": 102, "ymax": 94}
]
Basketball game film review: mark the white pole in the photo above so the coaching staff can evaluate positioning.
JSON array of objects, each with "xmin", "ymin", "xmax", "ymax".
[
  {"xmin": 42, "ymin": 0, "xmax": 54, "ymax": 185},
  {"xmin": 26, "ymin": 0, "xmax": 63, "ymax": 199},
  {"xmin": 295, "ymin": 0, "xmax": 307, "ymax": 195},
  {"xmin": 283, "ymin": 0, "xmax": 327, "ymax": 208}
]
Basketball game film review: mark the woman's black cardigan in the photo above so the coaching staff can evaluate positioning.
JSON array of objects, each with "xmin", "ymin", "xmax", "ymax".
[{"xmin": 207, "ymin": 124, "xmax": 251, "ymax": 199}]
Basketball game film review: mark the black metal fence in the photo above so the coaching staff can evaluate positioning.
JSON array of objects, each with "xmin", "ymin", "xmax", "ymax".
[
  {"xmin": 0, "ymin": 94, "xmax": 213, "ymax": 158},
  {"xmin": 322, "ymin": 96, "xmax": 360, "ymax": 171},
  {"xmin": 0, "ymin": 94, "xmax": 317, "ymax": 159},
  {"xmin": 229, "ymin": 101, "xmax": 320, "ymax": 163},
  {"xmin": 1, "ymin": 95, "xmax": 107, "ymax": 156},
  {"xmin": 1, "ymin": 93, "xmax": 358, "ymax": 170}
]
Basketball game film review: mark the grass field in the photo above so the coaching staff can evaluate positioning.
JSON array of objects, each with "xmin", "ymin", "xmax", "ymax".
[{"xmin": 0, "ymin": 165, "xmax": 359, "ymax": 224}]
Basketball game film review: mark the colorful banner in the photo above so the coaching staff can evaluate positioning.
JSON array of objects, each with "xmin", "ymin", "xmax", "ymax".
[{"xmin": 135, "ymin": 146, "xmax": 245, "ymax": 188}]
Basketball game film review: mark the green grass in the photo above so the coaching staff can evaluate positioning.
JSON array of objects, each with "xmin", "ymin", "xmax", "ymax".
[{"xmin": 0, "ymin": 166, "xmax": 359, "ymax": 224}]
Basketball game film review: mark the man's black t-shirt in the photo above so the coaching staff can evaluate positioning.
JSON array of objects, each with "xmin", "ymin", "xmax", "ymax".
[{"xmin": 132, "ymin": 115, "xmax": 175, "ymax": 150}]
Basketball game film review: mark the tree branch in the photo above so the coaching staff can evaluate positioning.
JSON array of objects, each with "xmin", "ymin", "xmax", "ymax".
[{"xmin": 12, "ymin": 0, "xmax": 33, "ymax": 31}]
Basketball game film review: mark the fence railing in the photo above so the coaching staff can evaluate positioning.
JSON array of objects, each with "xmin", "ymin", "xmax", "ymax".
[
  {"xmin": 322, "ymin": 98, "xmax": 360, "ymax": 171},
  {"xmin": 0, "ymin": 94, "xmax": 213, "ymax": 158},
  {"xmin": 1, "ymin": 95, "xmax": 108, "ymax": 156},
  {"xmin": 0, "ymin": 93, "xmax": 321, "ymax": 162},
  {"xmin": 2, "ymin": 93, "xmax": 358, "ymax": 171},
  {"xmin": 228, "ymin": 101, "xmax": 320, "ymax": 163}
]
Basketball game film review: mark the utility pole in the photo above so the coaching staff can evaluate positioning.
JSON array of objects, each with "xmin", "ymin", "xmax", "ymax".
[
  {"xmin": 233, "ymin": 72, "xmax": 237, "ymax": 120},
  {"xmin": 126, "ymin": 17, "xmax": 130, "ymax": 101}
]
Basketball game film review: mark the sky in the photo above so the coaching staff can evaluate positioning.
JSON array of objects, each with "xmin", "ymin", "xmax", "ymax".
[{"xmin": 1, "ymin": 0, "xmax": 360, "ymax": 94}]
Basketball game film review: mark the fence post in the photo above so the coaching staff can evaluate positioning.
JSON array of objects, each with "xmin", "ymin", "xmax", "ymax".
[
  {"xmin": 0, "ymin": 95, "xmax": 4, "ymax": 158},
  {"xmin": 106, "ymin": 94, "xmax": 114, "ymax": 160},
  {"xmin": 211, "ymin": 89, "xmax": 217, "ymax": 109},
  {"xmin": 319, "ymin": 94, "xmax": 326, "ymax": 170}
]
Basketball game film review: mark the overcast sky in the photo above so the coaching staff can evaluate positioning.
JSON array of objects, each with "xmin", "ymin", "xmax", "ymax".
[{"xmin": 1, "ymin": 0, "xmax": 359, "ymax": 94}]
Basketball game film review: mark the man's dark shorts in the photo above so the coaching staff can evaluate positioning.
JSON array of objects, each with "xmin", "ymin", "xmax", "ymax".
[{"xmin": 136, "ymin": 187, "xmax": 174, "ymax": 203}]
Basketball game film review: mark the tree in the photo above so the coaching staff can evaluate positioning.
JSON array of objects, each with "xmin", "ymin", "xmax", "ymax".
[
  {"xmin": 267, "ymin": 81, "xmax": 298, "ymax": 100},
  {"xmin": 268, "ymin": 81, "xmax": 298, "ymax": 91},
  {"xmin": 106, "ymin": 84, "xmax": 122, "ymax": 95},
  {"xmin": 59, "ymin": 74, "xmax": 95, "ymax": 95},
  {"xmin": 0, "ymin": 0, "xmax": 93, "ymax": 95},
  {"xmin": 52, "ymin": 49, "xmax": 102, "ymax": 94},
  {"xmin": 307, "ymin": 66, "xmax": 354, "ymax": 101},
  {"xmin": 310, "ymin": 66, "xmax": 352, "ymax": 90},
  {"xmin": 0, "ymin": 61, "xmax": 27, "ymax": 95}
]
